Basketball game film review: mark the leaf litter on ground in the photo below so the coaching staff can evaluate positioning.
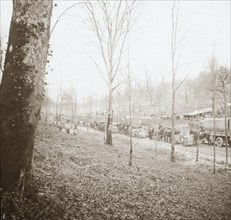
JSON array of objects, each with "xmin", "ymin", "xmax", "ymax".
[{"xmin": 2, "ymin": 121, "xmax": 231, "ymax": 220}]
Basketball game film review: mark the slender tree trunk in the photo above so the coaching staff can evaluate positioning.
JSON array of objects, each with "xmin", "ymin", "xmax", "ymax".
[
  {"xmin": 128, "ymin": 77, "xmax": 133, "ymax": 166},
  {"xmin": 212, "ymin": 95, "xmax": 216, "ymax": 174},
  {"xmin": 171, "ymin": 89, "xmax": 176, "ymax": 162},
  {"xmin": 126, "ymin": 17, "xmax": 133, "ymax": 166},
  {"xmin": 74, "ymin": 92, "xmax": 77, "ymax": 118},
  {"xmin": 154, "ymin": 137, "xmax": 158, "ymax": 155},
  {"xmin": 128, "ymin": 62, "xmax": 132, "ymax": 166},
  {"xmin": 196, "ymin": 132, "xmax": 199, "ymax": 162},
  {"xmin": 171, "ymin": 25, "xmax": 176, "ymax": 162},
  {"xmin": 55, "ymin": 95, "xmax": 59, "ymax": 126},
  {"xmin": 223, "ymin": 90, "xmax": 228, "ymax": 166},
  {"xmin": 0, "ymin": 0, "xmax": 53, "ymax": 192},
  {"xmin": 145, "ymin": 70, "xmax": 148, "ymax": 105},
  {"xmin": 170, "ymin": 0, "xmax": 177, "ymax": 162},
  {"xmin": 105, "ymin": 81, "xmax": 113, "ymax": 145}
]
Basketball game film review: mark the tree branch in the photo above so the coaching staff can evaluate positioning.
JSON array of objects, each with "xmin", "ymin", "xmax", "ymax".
[
  {"xmin": 175, "ymin": 75, "xmax": 187, "ymax": 92},
  {"xmin": 85, "ymin": 50, "xmax": 109, "ymax": 84},
  {"xmin": 112, "ymin": 80, "xmax": 126, "ymax": 92},
  {"xmin": 50, "ymin": 2, "xmax": 82, "ymax": 36},
  {"xmin": 84, "ymin": 1, "xmax": 110, "ymax": 73}
]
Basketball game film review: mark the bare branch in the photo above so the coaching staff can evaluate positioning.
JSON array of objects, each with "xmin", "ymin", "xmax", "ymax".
[
  {"xmin": 112, "ymin": 80, "xmax": 126, "ymax": 92},
  {"xmin": 112, "ymin": 30, "xmax": 129, "ymax": 82},
  {"xmin": 173, "ymin": 1, "xmax": 180, "ymax": 54},
  {"xmin": 112, "ymin": 3, "xmax": 134, "ymax": 82},
  {"xmin": 50, "ymin": 2, "xmax": 82, "ymax": 36},
  {"xmin": 175, "ymin": 75, "xmax": 187, "ymax": 92},
  {"xmin": 84, "ymin": 1, "xmax": 110, "ymax": 73},
  {"xmin": 84, "ymin": 50, "xmax": 109, "ymax": 84},
  {"xmin": 216, "ymin": 88, "xmax": 223, "ymax": 94}
]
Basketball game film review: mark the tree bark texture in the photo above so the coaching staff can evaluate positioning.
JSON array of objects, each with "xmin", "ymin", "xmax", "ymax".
[
  {"xmin": 105, "ymin": 82, "xmax": 113, "ymax": 145},
  {"xmin": 171, "ymin": 88, "xmax": 176, "ymax": 162},
  {"xmin": 0, "ymin": 0, "xmax": 53, "ymax": 192},
  {"xmin": 105, "ymin": 113, "xmax": 112, "ymax": 145}
]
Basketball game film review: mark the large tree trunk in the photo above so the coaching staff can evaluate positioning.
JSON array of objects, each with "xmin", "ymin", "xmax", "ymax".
[{"xmin": 0, "ymin": 0, "xmax": 53, "ymax": 192}]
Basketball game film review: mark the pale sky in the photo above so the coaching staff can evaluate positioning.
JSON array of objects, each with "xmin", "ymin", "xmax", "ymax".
[{"xmin": 1, "ymin": 0, "xmax": 230, "ymax": 101}]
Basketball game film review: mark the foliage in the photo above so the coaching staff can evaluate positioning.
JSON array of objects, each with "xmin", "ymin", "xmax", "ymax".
[{"xmin": 1, "ymin": 191, "xmax": 65, "ymax": 220}]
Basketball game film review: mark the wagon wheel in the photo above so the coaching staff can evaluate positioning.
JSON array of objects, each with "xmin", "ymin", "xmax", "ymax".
[{"xmin": 215, "ymin": 137, "xmax": 223, "ymax": 147}]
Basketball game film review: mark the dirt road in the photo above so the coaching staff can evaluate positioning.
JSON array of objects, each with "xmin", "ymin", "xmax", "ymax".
[{"xmin": 79, "ymin": 126, "xmax": 231, "ymax": 169}]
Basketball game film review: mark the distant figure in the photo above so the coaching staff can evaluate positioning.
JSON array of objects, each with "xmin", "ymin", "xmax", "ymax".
[{"xmin": 148, "ymin": 127, "xmax": 154, "ymax": 140}]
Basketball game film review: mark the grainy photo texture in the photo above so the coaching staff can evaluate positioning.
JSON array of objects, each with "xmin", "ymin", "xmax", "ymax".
[{"xmin": 0, "ymin": 0, "xmax": 231, "ymax": 219}]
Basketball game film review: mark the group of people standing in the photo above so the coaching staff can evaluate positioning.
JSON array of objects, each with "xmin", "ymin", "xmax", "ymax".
[{"xmin": 148, "ymin": 126, "xmax": 181, "ymax": 143}]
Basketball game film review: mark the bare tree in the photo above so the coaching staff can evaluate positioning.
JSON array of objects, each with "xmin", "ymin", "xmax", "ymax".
[
  {"xmin": 217, "ymin": 65, "xmax": 231, "ymax": 166},
  {"xmin": 126, "ymin": 17, "xmax": 133, "ymax": 166},
  {"xmin": 170, "ymin": 0, "xmax": 188, "ymax": 162},
  {"xmin": 84, "ymin": 0, "xmax": 136, "ymax": 145},
  {"xmin": 127, "ymin": 68, "xmax": 133, "ymax": 166},
  {"xmin": 170, "ymin": 0, "xmax": 179, "ymax": 162},
  {"xmin": 212, "ymin": 78, "xmax": 217, "ymax": 174},
  {"xmin": 208, "ymin": 56, "xmax": 219, "ymax": 173},
  {"xmin": 0, "ymin": 0, "xmax": 53, "ymax": 192}
]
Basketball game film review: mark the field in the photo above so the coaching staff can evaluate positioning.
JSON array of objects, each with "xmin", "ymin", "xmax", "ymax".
[{"xmin": 2, "ymin": 122, "xmax": 231, "ymax": 220}]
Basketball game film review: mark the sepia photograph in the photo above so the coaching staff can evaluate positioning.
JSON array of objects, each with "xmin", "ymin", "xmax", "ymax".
[{"xmin": 0, "ymin": 0, "xmax": 231, "ymax": 219}]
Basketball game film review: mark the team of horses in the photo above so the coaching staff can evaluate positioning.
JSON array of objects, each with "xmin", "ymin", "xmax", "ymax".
[{"xmin": 59, "ymin": 117, "xmax": 217, "ymax": 146}]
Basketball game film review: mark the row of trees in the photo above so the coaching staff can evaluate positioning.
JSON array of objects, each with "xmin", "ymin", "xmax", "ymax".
[
  {"xmin": 45, "ymin": 0, "xmax": 230, "ymax": 168},
  {"xmin": 63, "ymin": 62, "xmax": 229, "ymax": 119}
]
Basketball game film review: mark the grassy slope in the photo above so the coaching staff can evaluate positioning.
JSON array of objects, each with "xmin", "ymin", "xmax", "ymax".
[{"xmin": 2, "ymin": 122, "xmax": 231, "ymax": 219}]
